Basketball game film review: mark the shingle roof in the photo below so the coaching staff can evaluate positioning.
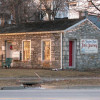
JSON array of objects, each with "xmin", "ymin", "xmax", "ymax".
[
  {"xmin": 88, "ymin": 15, "xmax": 100, "ymax": 28},
  {"xmin": 0, "ymin": 18, "xmax": 84, "ymax": 34}
]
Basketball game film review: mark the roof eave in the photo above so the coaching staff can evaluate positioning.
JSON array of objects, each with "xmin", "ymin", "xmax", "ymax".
[{"xmin": 0, "ymin": 30, "xmax": 64, "ymax": 36}]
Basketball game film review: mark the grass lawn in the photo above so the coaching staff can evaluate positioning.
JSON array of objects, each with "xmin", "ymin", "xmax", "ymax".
[{"xmin": 0, "ymin": 68, "xmax": 100, "ymax": 78}]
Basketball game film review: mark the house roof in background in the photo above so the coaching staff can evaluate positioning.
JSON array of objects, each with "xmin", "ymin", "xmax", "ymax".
[
  {"xmin": 88, "ymin": 15, "xmax": 100, "ymax": 28},
  {"xmin": 0, "ymin": 18, "xmax": 84, "ymax": 34}
]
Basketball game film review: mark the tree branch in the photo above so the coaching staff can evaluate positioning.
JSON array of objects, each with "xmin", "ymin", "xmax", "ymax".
[{"xmin": 89, "ymin": 0, "xmax": 100, "ymax": 12}]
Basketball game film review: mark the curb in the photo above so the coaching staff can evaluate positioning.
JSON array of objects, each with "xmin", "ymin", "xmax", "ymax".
[
  {"xmin": 0, "ymin": 77, "xmax": 100, "ymax": 80},
  {"xmin": 0, "ymin": 86, "xmax": 25, "ymax": 90},
  {"xmin": 1, "ymin": 85, "xmax": 100, "ymax": 90},
  {"xmin": 65, "ymin": 86, "xmax": 100, "ymax": 89},
  {"xmin": 41, "ymin": 85, "xmax": 100, "ymax": 89}
]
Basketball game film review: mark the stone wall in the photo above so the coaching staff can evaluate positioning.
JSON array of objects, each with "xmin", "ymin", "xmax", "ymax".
[
  {"xmin": 0, "ymin": 33, "xmax": 61, "ymax": 69},
  {"xmin": 63, "ymin": 20, "xmax": 100, "ymax": 70}
]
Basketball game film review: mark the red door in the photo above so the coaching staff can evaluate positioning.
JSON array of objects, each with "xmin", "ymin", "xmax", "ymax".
[{"xmin": 69, "ymin": 41, "xmax": 73, "ymax": 66}]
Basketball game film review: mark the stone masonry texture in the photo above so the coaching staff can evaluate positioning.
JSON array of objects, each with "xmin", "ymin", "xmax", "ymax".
[
  {"xmin": 0, "ymin": 33, "xmax": 61, "ymax": 69},
  {"xmin": 63, "ymin": 20, "xmax": 100, "ymax": 70}
]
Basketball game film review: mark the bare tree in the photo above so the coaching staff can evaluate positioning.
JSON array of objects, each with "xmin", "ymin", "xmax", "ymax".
[
  {"xmin": 66, "ymin": 0, "xmax": 100, "ymax": 19},
  {"xmin": 88, "ymin": 0, "xmax": 100, "ymax": 12},
  {"xmin": 23, "ymin": 0, "xmax": 42, "ymax": 22},
  {"xmin": 0, "ymin": 0, "xmax": 69, "ymax": 24},
  {"xmin": 39, "ymin": 0, "xmax": 68, "ymax": 21},
  {"xmin": 0, "ymin": 0, "xmax": 12, "ymax": 26},
  {"xmin": 87, "ymin": 0, "xmax": 100, "ymax": 16},
  {"xmin": 7, "ymin": 0, "xmax": 24, "ymax": 25}
]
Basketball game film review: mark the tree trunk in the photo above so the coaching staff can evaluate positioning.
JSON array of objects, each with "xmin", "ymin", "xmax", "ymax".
[
  {"xmin": 48, "ymin": 13, "xmax": 51, "ymax": 21},
  {"xmin": 15, "ymin": 5, "xmax": 20, "ymax": 25}
]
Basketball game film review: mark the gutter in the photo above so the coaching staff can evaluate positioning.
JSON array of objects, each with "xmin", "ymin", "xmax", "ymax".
[{"xmin": 0, "ymin": 30, "xmax": 64, "ymax": 36}]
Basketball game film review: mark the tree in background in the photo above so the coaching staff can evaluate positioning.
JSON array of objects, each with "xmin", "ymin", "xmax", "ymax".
[
  {"xmin": 39, "ymin": 0, "xmax": 68, "ymax": 20},
  {"xmin": 87, "ymin": 0, "xmax": 100, "ymax": 15},
  {"xmin": 23, "ymin": 0, "xmax": 42, "ymax": 22},
  {"xmin": 8, "ymin": 0, "xmax": 25, "ymax": 25},
  {"xmin": 88, "ymin": 0, "xmax": 100, "ymax": 11},
  {"xmin": 0, "ymin": 0, "xmax": 11, "ymax": 26},
  {"xmin": 0, "ymin": 0, "xmax": 69, "ymax": 24},
  {"xmin": 66, "ymin": 0, "xmax": 100, "ymax": 19}
]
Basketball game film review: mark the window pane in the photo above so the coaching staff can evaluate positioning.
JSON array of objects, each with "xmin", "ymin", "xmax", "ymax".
[
  {"xmin": 23, "ymin": 41, "xmax": 30, "ymax": 61},
  {"xmin": 43, "ymin": 41, "xmax": 50, "ymax": 61}
]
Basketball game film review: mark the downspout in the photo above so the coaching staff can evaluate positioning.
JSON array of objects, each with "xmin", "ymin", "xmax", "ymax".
[
  {"xmin": 60, "ymin": 32, "xmax": 63, "ymax": 69},
  {"xmin": 5, "ymin": 40, "xmax": 7, "ymax": 59}
]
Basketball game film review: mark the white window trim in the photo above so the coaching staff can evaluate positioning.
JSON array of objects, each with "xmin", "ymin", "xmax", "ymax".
[
  {"xmin": 22, "ymin": 40, "xmax": 31, "ymax": 61},
  {"xmin": 41, "ymin": 39, "xmax": 51, "ymax": 62}
]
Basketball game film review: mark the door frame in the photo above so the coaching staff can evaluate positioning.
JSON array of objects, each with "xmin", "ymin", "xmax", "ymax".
[{"xmin": 5, "ymin": 40, "xmax": 13, "ymax": 59}]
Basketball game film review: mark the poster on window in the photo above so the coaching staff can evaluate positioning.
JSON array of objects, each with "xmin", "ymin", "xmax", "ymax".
[
  {"xmin": 12, "ymin": 51, "xmax": 20, "ymax": 60},
  {"xmin": 80, "ymin": 39, "xmax": 98, "ymax": 54}
]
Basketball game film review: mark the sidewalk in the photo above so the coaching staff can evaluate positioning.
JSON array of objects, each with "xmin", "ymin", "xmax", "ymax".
[{"xmin": 0, "ymin": 76, "xmax": 100, "ymax": 81}]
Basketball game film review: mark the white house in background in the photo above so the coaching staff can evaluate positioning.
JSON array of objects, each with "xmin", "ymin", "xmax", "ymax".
[
  {"xmin": 46, "ymin": 0, "xmax": 100, "ymax": 20},
  {"xmin": 43, "ymin": 0, "xmax": 87, "ymax": 20}
]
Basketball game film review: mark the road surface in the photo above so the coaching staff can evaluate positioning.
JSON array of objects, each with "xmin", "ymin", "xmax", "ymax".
[{"xmin": 0, "ymin": 88, "xmax": 100, "ymax": 100}]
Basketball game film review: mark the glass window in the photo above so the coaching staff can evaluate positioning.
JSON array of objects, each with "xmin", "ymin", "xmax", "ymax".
[
  {"xmin": 42, "ymin": 40, "xmax": 50, "ymax": 61},
  {"xmin": 23, "ymin": 41, "xmax": 31, "ymax": 61}
]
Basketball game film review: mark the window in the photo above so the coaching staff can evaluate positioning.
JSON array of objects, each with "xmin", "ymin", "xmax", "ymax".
[
  {"xmin": 88, "ymin": 1, "xmax": 92, "ymax": 6},
  {"xmin": 0, "ymin": 2, "xmax": 2, "ymax": 5},
  {"xmin": 42, "ymin": 40, "xmax": 50, "ymax": 61},
  {"xmin": 69, "ymin": 2, "xmax": 77, "ymax": 6},
  {"xmin": 23, "ymin": 40, "xmax": 31, "ymax": 61}
]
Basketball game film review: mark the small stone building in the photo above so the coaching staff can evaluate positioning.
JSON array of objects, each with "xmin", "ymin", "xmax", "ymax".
[{"xmin": 0, "ymin": 18, "xmax": 100, "ymax": 70}]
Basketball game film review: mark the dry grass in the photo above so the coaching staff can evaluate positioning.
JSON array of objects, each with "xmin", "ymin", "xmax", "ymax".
[
  {"xmin": 44, "ymin": 79, "xmax": 100, "ymax": 86},
  {"xmin": 0, "ymin": 80, "xmax": 18, "ymax": 87},
  {"xmin": 0, "ymin": 68, "xmax": 100, "ymax": 87},
  {"xmin": 0, "ymin": 69, "xmax": 100, "ymax": 78},
  {"xmin": 0, "ymin": 79, "xmax": 100, "ymax": 87},
  {"xmin": 41, "ymin": 79, "xmax": 100, "ymax": 89}
]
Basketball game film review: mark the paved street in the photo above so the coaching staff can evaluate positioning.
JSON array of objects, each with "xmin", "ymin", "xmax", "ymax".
[{"xmin": 0, "ymin": 88, "xmax": 100, "ymax": 100}]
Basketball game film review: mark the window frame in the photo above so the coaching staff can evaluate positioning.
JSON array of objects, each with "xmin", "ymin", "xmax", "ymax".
[
  {"xmin": 41, "ymin": 39, "xmax": 51, "ymax": 61},
  {"xmin": 22, "ymin": 40, "xmax": 31, "ymax": 61}
]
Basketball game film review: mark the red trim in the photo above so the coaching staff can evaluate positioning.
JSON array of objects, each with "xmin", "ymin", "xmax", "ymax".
[{"xmin": 69, "ymin": 41, "xmax": 73, "ymax": 66}]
